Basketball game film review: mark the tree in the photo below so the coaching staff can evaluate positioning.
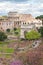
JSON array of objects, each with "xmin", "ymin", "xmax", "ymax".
[
  {"xmin": 25, "ymin": 30, "xmax": 41, "ymax": 40},
  {"xmin": 14, "ymin": 28, "xmax": 20, "ymax": 36},
  {"xmin": 35, "ymin": 15, "xmax": 43, "ymax": 25},
  {"xmin": 15, "ymin": 31, "xmax": 19, "ymax": 35},
  {"xmin": 38, "ymin": 27, "xmax": 43, "ymax": 37},
  {"xmin": 0, "ymin": 31, "xmax": 7, "ymax": 41},
  {"xmin": 6, "ymin": 29, "xmax": 10, "ymax": 32},
  {"xmin": 35, "ymin": 15, "xmax": 43, "ymax": 19},
  {"xmin": 14, "ymin": 28, "xmax": 17, "ymax": 31}
]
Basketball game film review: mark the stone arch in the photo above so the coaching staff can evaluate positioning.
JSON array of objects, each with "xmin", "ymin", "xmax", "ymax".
[
  {"xmin": 20, "ymin": 24, "xmax": 35, "ymax": 38},
  {"xmin": 24, "ymin": 30, "xmax": 27, "ymax": 35},
  {"xmin": 24, "ymin": 30, "xmax": 28, "ymax": 38},
  {"xmin": 20, "ymin": 28, "xmax": 31, "ymax": 39}
]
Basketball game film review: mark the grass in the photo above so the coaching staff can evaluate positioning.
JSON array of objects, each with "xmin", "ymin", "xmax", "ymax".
[
  {"xmin": 0, "ymin": 39, "xmax": 21, "ymax": 56},
  {"xmin": 0, "ymin": 39, "xmax": 21, "ymax": 48},
  {"xmin": 0, "ymin": 40, "xmax": 14, "ymax": 58},
  {"xmin": 0, "ymin": 39, "xmax": 17, "ymax": 45},
  {"xmin": 0, "ymin": 39, "xmax": 20, "ymax": 58},
  {"xmin": 0, "ymin": 48, "xmax": 14, "ymax": 53},
  {"xmin": 4, "ymin": 48, "xmax": 14, "ymax": 53},
  {"xmin": 0, "ymin": 54, "xmax": 3, "ymax": 57},
  {"xmin": 0, "ymin": 54, "xmax": 12, "ymax": 58},
  {"xmin": 0, "ymin": 47, "xmax": 3, "ymax": 52},
  {"xmin": 5, "ymin": 54, "xmax": 12, "ymax": 58},
  {"xmin": 0, "ymin": 41, "xmax": 14, "ymax": 56},
  {"xmin": 0, "ymin": 48, "xmax": 14, "ymax": 58}
]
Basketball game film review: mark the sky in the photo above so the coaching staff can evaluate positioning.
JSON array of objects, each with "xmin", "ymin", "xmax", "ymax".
[{"xmin": 0, "ymin": 0, "xmax": 43, "ymax": 17}]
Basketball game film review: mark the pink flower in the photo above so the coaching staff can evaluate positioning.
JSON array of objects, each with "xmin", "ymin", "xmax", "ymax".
[{"xmin": 10, "ymin": 60, "xmax": 24, "ymax": 65}]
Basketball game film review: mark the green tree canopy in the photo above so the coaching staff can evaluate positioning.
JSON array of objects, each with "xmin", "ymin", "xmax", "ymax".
[
  {"xmin": 38, "ymin": 27, "xmax": 43, "ymax": 37},
  {"xmin": 14, "ymin": 28, "xmax": 17, "ymax": 31},
  {"xmin": 6, "ymin": 29, "xmax": 10, "ymax": 32},
  {"xmin": 25, "ymin": 30, "xmax": 41, "ymax": 40},
  {"xmin": 0, "ymin": 31, "xmax": 7, "ymax": 41},
  {"xmin": 35, "ymin": 15, "xmax": 43, "ymax": 19},
  {"xmin": 35, "ymin": 15, "xmax": 43, "ymax": 24}
]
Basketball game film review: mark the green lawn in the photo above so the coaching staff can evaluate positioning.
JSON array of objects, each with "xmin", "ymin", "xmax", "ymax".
[
  {"xmin": 5, "ymin": 54, "xmax": 12, "ymax": 58},
  {"xmin": 0, "ymin": 47, "xmax": 14, "ymax": 58},
  {"xmin": 0, "ymin": 39, "xmax": 17, "ymax": 45},
  {"xmin": 0, "ymin": 47, "xmax": 3, "ymax": 52},
  {"xmin": 0, "ymin": 39, "xmax": 21, "ymax": 58},
  {"xmin": 0, "ymin": 54, "xmax": 12, "ymax": 58},
  {"xmin": 0, "ymin": 47, "xmax": 14, "ymax": 53},
  {"xmin": 4, "ymin": 48, "xmax": 14, "ymax": 53},
  {"xmin": 0, "ymin": 41, "xmax": 15, "ymax": 58}
]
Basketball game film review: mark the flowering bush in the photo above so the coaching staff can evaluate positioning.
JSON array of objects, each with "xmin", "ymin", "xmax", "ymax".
[{"xmin": 10, "ymin": 60, "xmax": 24, "ymax": 65}]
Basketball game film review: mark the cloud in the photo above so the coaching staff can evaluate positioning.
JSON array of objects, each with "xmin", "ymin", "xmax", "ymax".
[
  {"xmin": 34, "ymin": 0, "xmax": 43, "ymax": 3},
  {"xmin": 0, "ymin": 0, "xmax": 28, "ymax": 2},
  {"xmin": 0, "ymin": 0, "xmax": 43, "ymax": 17},
  {"xmin": 0, "ymin": 1, "xmax": 31, "ymax": 14}
]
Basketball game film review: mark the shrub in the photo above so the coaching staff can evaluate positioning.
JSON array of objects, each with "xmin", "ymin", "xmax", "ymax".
[
  {"xmin": 6, "ymin": 29, "xmax": 10, "ymax": 32},
  {"xmin": 25, "ymin": 30, "xmax": 41, "ymax": 40},
  {"xmin": 15, "ymin": 31, "xmax": 19, "ymax": 35},
  {"xmin": 14, "ymin": 28, "xmax": 17, "ymax": 31},
  {"xmin": 38, "ymin": 27, "xmax": 43, "ymax": 37},
  {"xmin": 0, "ymin": 31, "xmax": 7, "ymax": 41},
  {"xmin": 14, "ymin": 28, "xmax": 20, "ymax": 36}
]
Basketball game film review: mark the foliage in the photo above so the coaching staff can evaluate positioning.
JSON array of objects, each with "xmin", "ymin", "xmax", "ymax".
[
  {"xmin": 38, "ymin": 27, "xmax": 43, "ymax": 37},
  {"xmin": 14, "ymin": 28, "xmax": 17, "ymax": 31},
  {"xmin": 4, "ymin": 48, "xmax": 14, "ymax": 53},
  {"xmin": 25, "ymin": 30, "xmax": 41, "ymax": 40},
  {"xmin": 14, "ymin": 28, "xmax": 20, "ymax": 36},
  {"xmin": 2, "ymin": 16, "xmax": 7, "ymax": 18},
  {"xmin": 15, "ymin": 31, "xmax": 19, "ymax": 35},
  {"xmin": 6, "ymin": 29, "xmax": 10, "ymax": 32},
  {"xmin": 35, "ymin": 15, "xmax": 43, "ymax": 24},
  {"xmin": 0, "ymin": 31, "xmax": 7, "ymax": 41},
  {"xmin": 35, "ymin": 15, "xmax": 43, "ymax": 19}
]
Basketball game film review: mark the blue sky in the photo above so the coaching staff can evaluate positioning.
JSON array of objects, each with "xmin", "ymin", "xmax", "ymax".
[{"xmin": 0, "ymin": 0, "xmax": 43, "ymax": 17}]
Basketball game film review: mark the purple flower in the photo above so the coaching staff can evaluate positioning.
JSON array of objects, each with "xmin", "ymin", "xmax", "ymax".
[{"xmin": 10, "ymin": 60, "xmax": 24, "ymax": 65}]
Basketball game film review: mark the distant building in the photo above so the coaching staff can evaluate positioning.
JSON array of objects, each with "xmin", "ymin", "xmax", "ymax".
[
  {"xmin": 0, "ymin": 18, "xmax": 14, "ymax": 31},
  {"xmin": 8, "ymin": 12, "xmax": 42, "ymax": 28},
  {"xmin": 0, "ymin": 12, "xmax": 42, "ymax": 35}
]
